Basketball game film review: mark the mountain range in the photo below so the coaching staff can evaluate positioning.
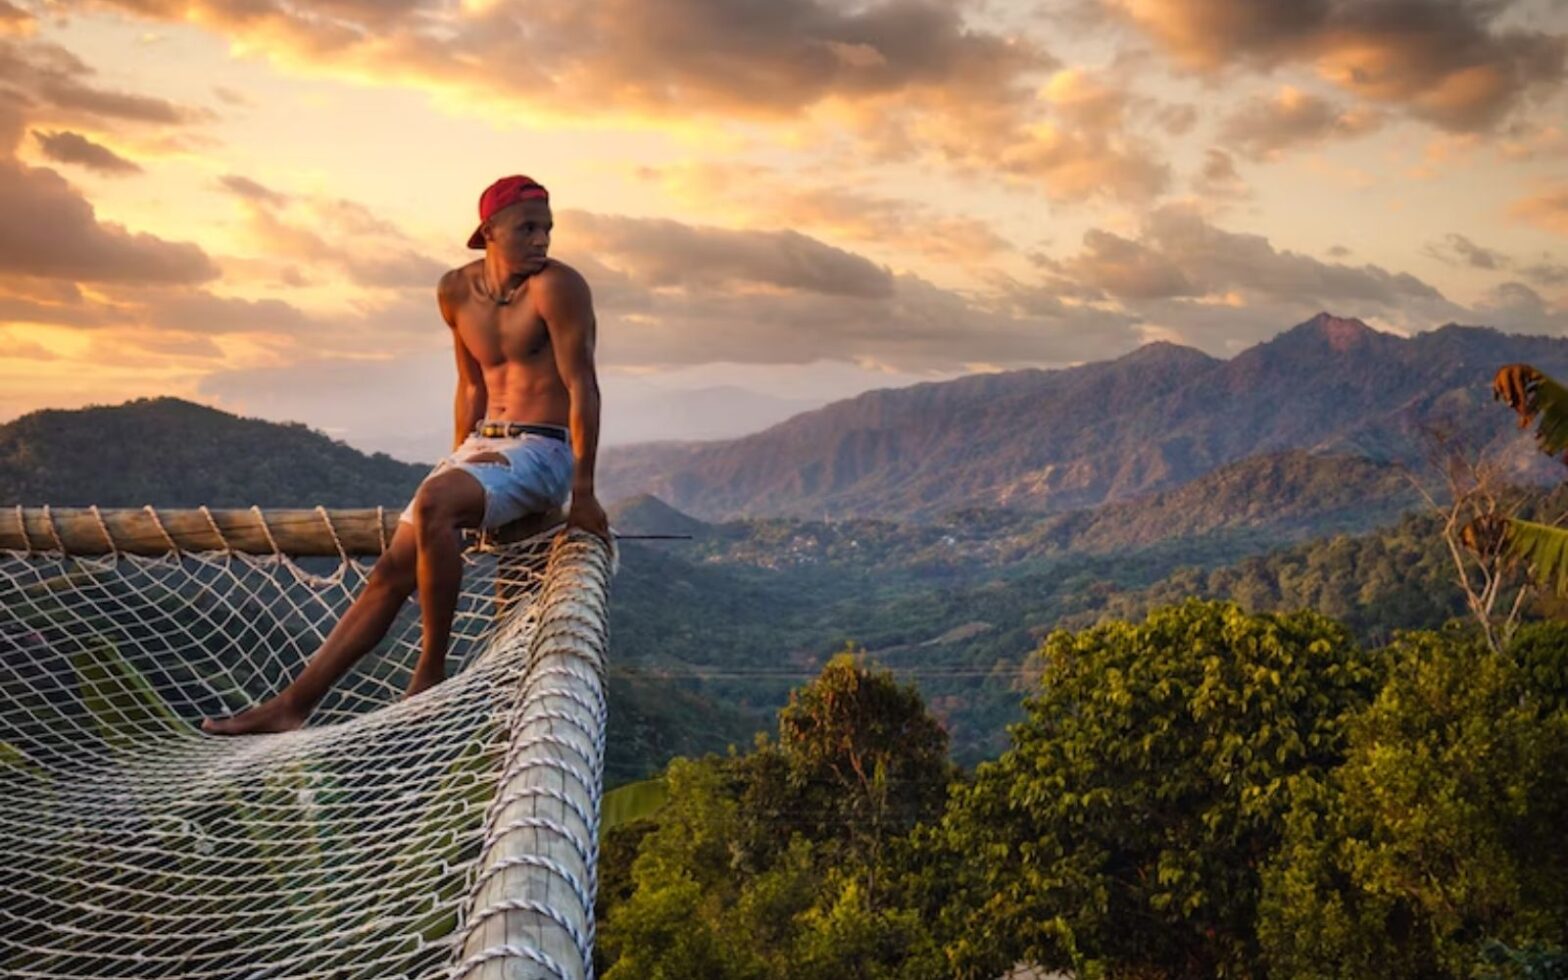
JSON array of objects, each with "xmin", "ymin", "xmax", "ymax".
[
  {"xmin": 598, "ymin": 313, "xmax": 1567, "ymax": 521},
  {"xmin": 5, "ymin": 313, "xmax": 1566, "ymax": 776}
]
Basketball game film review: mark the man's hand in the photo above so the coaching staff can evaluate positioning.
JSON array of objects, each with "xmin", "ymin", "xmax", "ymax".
[{"xmin": 567, "ymin": 491, "xmax": 612, "ymax": 545}]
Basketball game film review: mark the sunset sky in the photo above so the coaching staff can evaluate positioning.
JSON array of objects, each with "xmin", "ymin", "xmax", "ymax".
[{"xmin": 2, "ymin": 0, "xmax": 1566, "ymax": 461}]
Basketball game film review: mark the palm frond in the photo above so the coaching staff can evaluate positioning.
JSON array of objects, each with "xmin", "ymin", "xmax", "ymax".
[
  {"xmin": 1502, "ymin": 517, "xmax": 1568, "ymax": 596},
  {"xmin": 1492, "ymin": 363, "xmax": 1568, "ymax": 461}
]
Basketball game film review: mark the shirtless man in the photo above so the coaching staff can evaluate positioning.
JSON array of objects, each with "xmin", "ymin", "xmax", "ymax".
[{"xmin": 204, "ymin": 175, "xmax": 609, "ymax": 735}]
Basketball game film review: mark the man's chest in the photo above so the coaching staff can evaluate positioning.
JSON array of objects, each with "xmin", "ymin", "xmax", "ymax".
[{"xmin": 454, "ymin": 300, "xmax": 552, "ymax": 364}]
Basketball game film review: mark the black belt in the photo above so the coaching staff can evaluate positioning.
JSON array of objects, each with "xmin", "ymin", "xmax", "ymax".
[{"xmin": 475, "ymin": 421, "xmax": 569, "ymax": 442}]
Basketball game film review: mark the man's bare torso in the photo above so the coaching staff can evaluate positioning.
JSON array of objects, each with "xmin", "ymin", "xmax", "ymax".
[{"xmin": 442, "ymin": 257, "xmax": 573, "ymax": 425}]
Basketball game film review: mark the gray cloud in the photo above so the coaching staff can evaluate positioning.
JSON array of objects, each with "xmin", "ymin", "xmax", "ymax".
[
  {"xmin": 1520, "ymin": 260, "xmax": 1568, "ymax": 287},
  {"xmin": 211, "ymin": 85, "xmax": 252, "ymax": 107},
  {"xmin": 1425, "ymin": 231, "xmax": 1509, "ymax": 270},
  {"xmin": 1424, "ymin": 232, "xmax": 1568, "ymax": 287},
  {"xmin": 531, "ymin": 213, "xmax": 1146, "ymax": 370},
  {"xmin": 128, "ymin": 288, "xmax": 314, "ymax": 335},
  {"xmin": 1152, "ymin": 101, "xmax": 1200, "ymax": 135},
  {"xmin": 1192, "ymin": 147, "xmax": 1250, "ymax": 199},
  {"xmin": 0, "ymin": 38, "xmax": 210, "ymax": 126},
  {"xmin": 0, "ymin": 159, "xmax": 218, "ymax": 283},
  {"xmin": 1112, "ymin": 0, "xmax": 1566, "ymax": 130},
  {"xmin": 1050, "ymin": 206, "xmax": 1451, "ymax": 323},
  {"xmin": 32, "ymin": 129, "xmax": 143, "ymax": 175},
  {"xmin": 1219, "ymin": 88, "xmax": 1382, "ymax": 157},
  {"xmin": 217, "ymin": 173, "xmax": 289, "ymax": 208},
  {"xmin": 1059, "ymin": 229, "xmax": 1198, "ymax": 300},
  {"xmin": 564, "ymin": 210, "xmax": 897, "ymax": 299},
  {"xmin": 1471, "ymin": 280, "xmax": 1568, "ymax": 333},
  {"xmin": 1018, "ymin": 207, "xmax": 1568, "ymax": 353},
  {"xmin": 578, "ymin": 267, "xmax": 1142, "ymax": 370}
]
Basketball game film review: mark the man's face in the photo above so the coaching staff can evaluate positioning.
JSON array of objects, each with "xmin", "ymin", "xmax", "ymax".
[{"xmin": 486, "ymin": 199, "xmax": 552, "ymax": 269}]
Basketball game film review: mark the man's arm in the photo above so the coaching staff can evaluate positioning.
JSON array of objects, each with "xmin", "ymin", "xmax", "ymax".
[
  {"xmin": 442, "ymin": 271, "xmax": 486, "ymax": 450},
  {"xmin": 536, "ymin": 263, "xmax": 609, "ymax": 542}
]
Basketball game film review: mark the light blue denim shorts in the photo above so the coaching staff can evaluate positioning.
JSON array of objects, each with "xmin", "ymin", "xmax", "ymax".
[{"xmin": 399, "ymin": 423, "xmax": 575, "ymax": 530}]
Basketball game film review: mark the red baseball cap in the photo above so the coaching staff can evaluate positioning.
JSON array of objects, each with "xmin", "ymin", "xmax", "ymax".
[{"xmin": 467, "ymin": 175, "xmax": 550, "ymax": 249}]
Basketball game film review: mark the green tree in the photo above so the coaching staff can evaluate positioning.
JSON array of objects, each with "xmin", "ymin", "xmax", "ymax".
[
  {"xmin": 1259, "ymin": 623, "xmax": 1568, "ymax": 979},
  {"xmin": 929, "ymin": 599, "xmax": 1383, "ymax": 979},
  {"xmin": 769, "ymin": 649, "xmax": 951, "ymax": 887},
  {"xmin": 597, "ymin": 654, "xmax": 953, "ymax": 980}
]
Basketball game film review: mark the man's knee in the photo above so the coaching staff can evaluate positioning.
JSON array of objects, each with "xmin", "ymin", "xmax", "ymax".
[
  {"xmin": 411, "ymin": 475, "xmax": 481, "ymax": 534},
  {"xmin": 411, "ymin": 489, "xmax": 455, "ymax": 532}
]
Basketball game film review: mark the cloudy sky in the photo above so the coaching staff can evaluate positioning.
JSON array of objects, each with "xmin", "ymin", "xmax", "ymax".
[{"xmin": 1, "ymin": 0, "xmax": 1566, "ymax": 461}]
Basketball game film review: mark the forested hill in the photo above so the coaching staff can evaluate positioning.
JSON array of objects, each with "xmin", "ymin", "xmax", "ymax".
[
  {"xmin": 633, "ymin": 449, "xmax": 1423, "ymax": 573},
  {"xmin": 599, "ymin": 314, "xmax": 1568, "ymax": 521},
  {"xmin": 0, "ymin": 397, "xmax": 427, "ymax": 507}
]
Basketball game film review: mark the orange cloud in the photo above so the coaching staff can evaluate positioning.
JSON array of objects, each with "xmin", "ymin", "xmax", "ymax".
[
  {"xmin": 0, "ymin": 327, "xmax": 58, "ymax": 360},
  {"xmin": 52, "ymin": 0, "xmax": 1182, "ymax": 200},
  {"xmin": 66, "ymin": 0, "xmax": 1041, "ymax": 116},
  {"xmin": 638, "ymin": 162, "xmax": 1013, "ymax": 265},
  {"xmin": 0, "ymin": 1, "xmax": 32, "ymax": 36},
  {"xmin": 1510, "ymin": 185, "xmax": 1568, "ymax": 236},
  {"xmin": 1108, "ymin": 0, "xmax": 1565, "ymax": 130}
]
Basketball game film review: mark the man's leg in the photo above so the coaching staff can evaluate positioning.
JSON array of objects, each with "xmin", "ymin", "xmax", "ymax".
[
  {"xmin": 202, "ymin": 521, "xmax": 421, "ymax": 734},
  {"xmin": 406, "ymin": 467, "xmax": 487, "ymax": 698}
]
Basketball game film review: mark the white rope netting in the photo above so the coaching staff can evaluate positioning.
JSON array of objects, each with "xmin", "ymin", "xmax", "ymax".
[{"xmin": 0, "ymin": 520, "xmax": 612, "ymax": 980}]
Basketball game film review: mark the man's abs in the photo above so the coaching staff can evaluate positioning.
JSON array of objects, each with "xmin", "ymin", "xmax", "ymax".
[
  {"xmin": 454, "ymin": 274, "xmax": 570, "ymax": 426},
  {"xmin": 481, "ymin": 373, "xmax": 570, "ymax": 426}
]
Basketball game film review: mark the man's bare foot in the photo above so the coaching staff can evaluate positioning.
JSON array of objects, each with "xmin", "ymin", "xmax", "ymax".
[
  {"xmin": 201, "ymin": 698, "xmax": 307, "ymax": 736},
  {"xmin": 404, "ymin": 668, "xmax": 445, "ymax": 700}
]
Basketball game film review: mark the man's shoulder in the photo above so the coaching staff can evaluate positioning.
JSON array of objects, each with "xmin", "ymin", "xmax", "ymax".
[
  {"xmin": 439, "ymin": 261, "xmax": 481, "ymax": 299},
  {"xmin": 535, "ymin": 258, "xmax": 587, "ymax": 287},
  {"xmin": 532, "ymin": 259, "xmax": 591, "ymax": 305}
]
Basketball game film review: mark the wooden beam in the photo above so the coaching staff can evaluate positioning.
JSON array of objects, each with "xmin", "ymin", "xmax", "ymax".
[{"xmin": 0, "ymin": 506, "xmax": 565, "ymax": 558}]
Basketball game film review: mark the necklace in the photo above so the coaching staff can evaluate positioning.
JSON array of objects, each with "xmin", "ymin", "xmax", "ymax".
[{"xmin": 478, "ymin": 273, "xmax": 526, "ymax": 307}]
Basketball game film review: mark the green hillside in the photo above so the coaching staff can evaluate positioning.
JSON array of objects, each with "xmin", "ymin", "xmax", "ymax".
[{"xmin": 0, "ymin": 397, "xmax": 427, "ymax": 507}]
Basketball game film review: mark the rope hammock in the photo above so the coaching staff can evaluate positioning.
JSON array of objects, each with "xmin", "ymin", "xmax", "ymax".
[{"xmin": 0, "ymin": 506, "xmax": 613, "ymax": 980}]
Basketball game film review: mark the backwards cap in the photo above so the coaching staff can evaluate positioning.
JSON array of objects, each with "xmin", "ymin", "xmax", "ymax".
[{"xmin": 467, "ymin": 175, "xmax": 549, "ymax": 249}]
